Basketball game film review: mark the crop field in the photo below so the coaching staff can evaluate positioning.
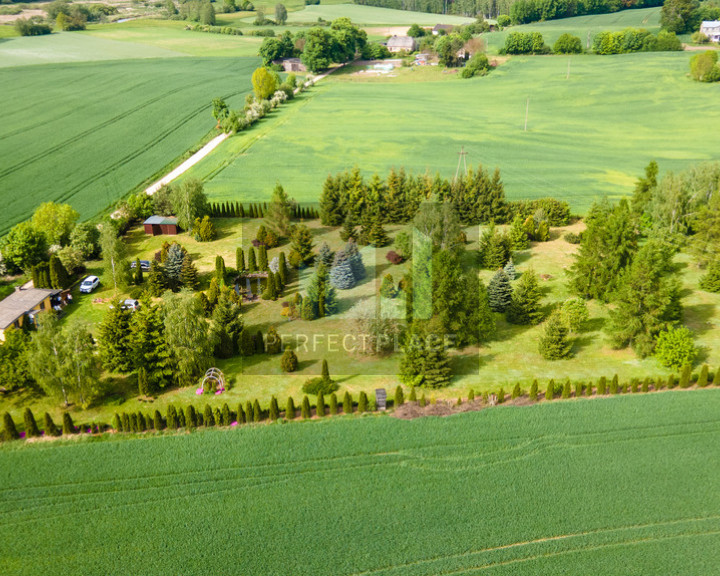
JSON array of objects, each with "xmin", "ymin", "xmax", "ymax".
[
  {"xmin": 2, "ymin": 391, "xmax": 720, "ymax": 574},
  {"xmin": 0, "ymin": 56, "xmax": 259, "ymax": 235},
  {"xmin": 483, "ymin": 7, "xmax": 662, "ymax": 52},
  {"xmin": 283, "ymin": 3, "xmax": 475, "ymax": 25},
  {"xmin": 185, "ymin": 51, "xmax": 720, "ymax": 215}
]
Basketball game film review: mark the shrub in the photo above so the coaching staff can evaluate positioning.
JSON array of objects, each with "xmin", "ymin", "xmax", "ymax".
[
  {"xmin": 597, "ymin": 376, "xmax": 607, "ymax": 395},
  {"xmin": 655, "ymin": 326, "xmax": 697, "ymax": 370},
  {"xmin": 574, "ymin": 381, "xmax": 582, "ymax": 398},
  {"xmin": 2, "ymin": 412, "xmax": 19, "ymax": 441},
  {"xmin": 497, "ymin": 387, "xmax": 505, "ymax": 404},
  {"xmin": 609, "ymin": 375, "xmax": 619, "ymax": 395},
  {"xmin": 204, "ymin": 404, "xmax": 215, "ymax": 426},
  {"xmin": 562, "ymin": 379, "xmax": 571, "ymax": 399},
  {"xmin": 700, "ymin": 260, "xmax": 720, "ymax": 292},
  {"xmin": 641, "ymin": 378, "xmax": 650, "ymax": 393},
  {"xmin": 45, "ymin": 413, "xmax": 61, "ymax": 437},
  {"xmin": 714, "ymin": 368, "xmax": 720, "ymax": 387},
  {"xmin": 269, "ymin": 396, "xmax": 279, "ymax": 421},
  {"xmin": 419, "ymin": 393, "xmax": 427, "ymax": 407},
  {"xmin": 329, "ymin": 393, "xmax": 338, "ymax": 416},
  {"xmin": 23, "ymin": 408, "xmax": 40, "ymax": 438},
  {"xmin": 564, "ymin": 231, "xmax": 582, "ymax": 244},
  {"xmin": 166, "ymin": 405, "xmax": 178, "ymax": 429},
  {"xmin": 394, "ymin": 386, "xmax": 404, "ymax": 407},
  {"xmin": 529, "ymin": 380, "xmax": 538, "ymax": 401},
  {"xmin": 62, "ymin": 413, "xmax": 75, "ymax": 435},
  {"xmin": 185, "ymin": 406, "xmax": 197, "ymax": 429},
  {"xmin": 154, "ymin": 410, "xmax": 164, "ymax": 430},
  {"xmin": 301, "ymin": 395, "xmax": 311, "ymax": 419},
  {"xmin": 696, "ymin": 365, "xmax": 709, "ymax": 388},
  {"xmin": 358, "ymin": 391, "xmax": 368, "ymax": 413},
  {"xmin": 285, "ymin": 397, "xmax": 295, "ymax": 420},
  {"xmin": 585, "ymin": 382, "xmax": 592, "ymax": 396},
  {"xmin": 512, "ymin": 383, "xmax": 521, "ymax": 399},
  {"xmin": 253, "ymin": 399, "xmax": 262, "ymax": 422},
  {"xmin": 467, "ymin": 389, "xmax": 474, "ymax": 402},
  {"xmin": 553, "ymin": 33, "xmax": 582, "ymax": 54},
  {"xmin": 386, "ymin": 251, "xmax": 404, "ymax": 265},
  {"xmin": 679, "ymin": 364, "xmax": 693, "ymax": 388},
  {"xmin": 342, "ymin": 391, "xmax": 352, "ymax": 414},
  {"xmin": 545, "ymin": 381, "xmax": 554, "ymax": 400},
  {"xmin": 631, "ymin": 379, "xmax": 638, "ymax": 394},
  {"xmin": 316, "ymin": 392, "xmax": 326, "ymax": 417},
  {"xmin": 280, "ymin": 348, "xmax": 298, "ymax": 372},
  {"xmin": 667, "ymin": 374, "xmax": 677, "ymax": 389}
]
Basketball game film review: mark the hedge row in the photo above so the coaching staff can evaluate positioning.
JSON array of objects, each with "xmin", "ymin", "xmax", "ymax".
[{"xmin": 208, "ymin": 201, "xmax": 319, "ymax": 220}]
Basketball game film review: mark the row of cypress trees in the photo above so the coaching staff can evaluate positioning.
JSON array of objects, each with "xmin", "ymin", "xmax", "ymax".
[
  {"xmin": 208, "ymin": 201, "xmax": 319, "ymax": 220},
  {"xmin": 1, "ymin": 409, "xmax": 90, "ymax": 441}
]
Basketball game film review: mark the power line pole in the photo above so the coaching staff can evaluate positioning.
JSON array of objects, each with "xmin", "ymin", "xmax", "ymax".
[{"xmin": 454, "ymin": 146, "xmax": 468, "ymax": 182}]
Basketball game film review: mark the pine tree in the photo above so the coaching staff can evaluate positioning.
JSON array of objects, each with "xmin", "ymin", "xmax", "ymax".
[
  {"xmin": 180, "ymin": 258, "xmax": 200, "ymax": 291},
  {"xmin": 204, "ymin": 404, "xmax": 215, "ymax": 426},
  {"xmin": 62, "ymin": 412, "xmax": 75, "ymax": 435},
  {"xmin": 679, "ymin": 364, "xmax": 692, "ymax": 388},
  {"xmin": 339, "ymin": 214, "xmax": 357, "ymax": 242},
  {"xmin": 699, "ymin": 260, "xmax": 720, "ymax": 293},
  {"xmin": 329, "ymin": 253, "xmax": 355, "ymax": 290},
  {"xmin": 23, "ymin": 408, "xmax": 40, "ymax": 438},
  {"xmin": 164, "ymin": 243, "xmax": 186, "ymax": 290},
  {"xmin": 503, "ymin": 258, "xmax": 517, "ymax": 281},
  {"xmin": 253, "ymin": 399, "xmax": 262, "ymax": 422},
  {"xmin": 301, "ymin": 395, "xmax": 311, "ymax": 419},
  {"xmin": 44, "ymin": 412, "xmax": 60, "ymax": 436},
  {"xmin": 697, "ymin": 364, "xmax": 709, "ymax": 387},
  {"xmin": 343, "ymin": 391, "xmax": 352, "ymax": 414},
  {"xmin": 379, "ymin": 274, "xmax": 396, "ymax": 299},
  {"xmin": 329, "ymin": 393, "xmax": 338, "ymax": 416},
  {"xmin": 236, "ymin": 247, "xmax": 245, "ymax": 272},
  {"xmin": 488, "ymin": 270, "xmax": 513, "ymax": 312},
  {"xmin": 345, "ymin": 240, "xmax": 365, "ymax": 280},
  {"xmin": 317, "ymin": 392, "xmax": 326, "ymax": 417},
  {"xmin": 367, "ymin": 212, "xmax": 390, "ymax": 247},
  {"xmin": 529, "ymin": 380, "xmax": 538, "ymax": 401},
  {"xmin": 358, "ymin": 391, "xmax": 368, "ymax": 413},
  {"xmin": 538, "ymin": 311, "xmax": 572, "ymax": 360},
  {"xmin": 394, "ymin": 385, "xmax": 404, "ymax": 407},
  {"xmin": 509, "ymin": 213, "xmax": 530, "ymax": 250},
  {"xmin": 512, "ymin": 383, "xmax": 521, "ymax": 399},
  {"xmin": 2, "ymin": 412, "xmax": 19, "ymax": 441},
  {"xmin": 147, "ymin": 261, "xmax": 167, "ymax": 297},
  {"xmin": 269, "ymin": 396, "xmax": 279, "ymax": 421},
  {"xmin": 318, "ymin": 242, "xmax": 334, "ymax": 268},
  {"xmin": 285, "ymin": 397, "xmax": 295, "ymax": 420},
  {"xmin": 248, "ymin": 247, "xmax": 257, "ymax": 271}
]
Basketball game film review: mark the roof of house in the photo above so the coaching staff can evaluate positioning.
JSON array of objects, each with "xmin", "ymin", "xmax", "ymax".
[
  {"xmin": 387, "ymin": 35, "xmax": 416, "ymax": 49},
  {"xmin": 143, "ymin": 215, "xmax": 178, "ymax": 226},
  {"xmin": 433, "ymin": 24, "xmax": 454, "ymax": 31},
  {"xmin": 0, "ymin": 287, "xmax": 61, "ymax": 330},
  {"xmin": 701, "ymin": 20, "xmax": 720, "ymax": 28}
]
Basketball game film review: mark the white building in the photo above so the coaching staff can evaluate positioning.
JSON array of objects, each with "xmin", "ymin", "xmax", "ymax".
[
  {"xmin": 386, "ymin": 35, "xmax": 416, "ymax": 53},
  {"xmin": 700, "ymin": 21, "xmax": 720, "ymax": 42}
]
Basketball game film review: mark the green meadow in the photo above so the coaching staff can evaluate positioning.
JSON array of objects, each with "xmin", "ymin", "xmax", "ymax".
[
  {"xmin": 185, "ymin": 51, "xmax": 720, "ymax": 215},
  {"xmin": 283, "ymin": 3, "xmax": 475, "ymax": 25},
  {"xmin": 2, "ymin": 391, "xmax": 720, "ymax": 575},
  {"xmin": 0, "ymin": 24, "xmax": 261, "ymax": 235}
]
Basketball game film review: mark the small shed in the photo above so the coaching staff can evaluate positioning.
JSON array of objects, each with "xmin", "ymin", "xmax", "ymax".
[
  {"xmin": 273, "ymin": 58, "xmax": 307, "ymax": 72},
  {"xmin": 143, "ymin": 216, "xmax": 179, "ymax": 236},
  {"xmin": 387, "ymin": 35, "xmax": 416, "ymax": 53},
  {"xmin": 432, "ymin": 24, "xmax": 454, "ymax": 36}
]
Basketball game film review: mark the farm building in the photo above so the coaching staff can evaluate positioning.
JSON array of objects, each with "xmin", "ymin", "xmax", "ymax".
[
  {"xmin": 432, "ymin": 24, "xmax": 454, "ymax": 35},
  {"xmin": 700, "ymin": 21, "xmax": 720, "ymax": 42},
  {"xmin": 0, "ymin": 287, "xmax": 62, "ymax": 341},
  {"xmin": 143, "ymin": 215, "xmax": 179, "ymax": 236},
  {"xmin": 273, "ymin": 58, "xmax": 307, "ymax": 72},
  {"xmin": 387, "ymin": 35, "xmax": 416, "ymax": 53}
]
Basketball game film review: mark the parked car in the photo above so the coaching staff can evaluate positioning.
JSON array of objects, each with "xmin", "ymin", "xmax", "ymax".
[
  {"xmin": 120, "ymin": 299, "xmax": 141, "ymax": 311},
  {"xmin": 130, "ymin": 260, "xmax": 151, "ymax": 271},
  {"xmin": 79, "ymin": 276, "xmax": 100, "ymax": 293}
]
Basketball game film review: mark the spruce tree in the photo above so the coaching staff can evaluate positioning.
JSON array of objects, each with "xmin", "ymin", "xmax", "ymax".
[
  {"xmin": 319, "ymin": 174, "xmax": 344, "ymax": 226},
  {"xmin": 329, "ymin": 393, "xmax": 338, "ymax": 416},
  {"xmin": 479, "ymin": 224, "xmax": 511, "ymax": 270},
  {"xmin": 204, "ymin": 404, "xmax": 215, "ymax": 426},
  {"xmin": 44, "ymin": 412, "xmax": 60, "ymax": 436},
  {"xmin": 236, "ymin": 247, "xmax": 245, "ymax": 272},
  {"xmin": 358, "ymin": 391, "xmax": 368, "ymax": 413},
  {"xmin": 23, "ymin": 408, "xmax": 40, "ymax": 438},
  {"xmin": 488, "ymin": 270, "xmax": 513, "ymax": 313},
  {"xmin": 62, "ymin": 412, "xmax": 75, "ymax": 435},
  {"xmin": 253, "ymin": 399, "xmax": 262, "ymax": 422},
  {"xmin": 506, "ymin": 269, "xmax": 543, "ymax": 325},
  {"xmin": 339, "ymin": 214, "xmax": 357, "ymax": 242},
  {"xmin": 248, "ymin": 247, "xmax": 257, "ymax": 272},
  {"xmin": 330, "ymin": 254, "xmax": 355, "ymax": 290},
  {"xmin": 343, "ymin": 391, "xmax": 352, "ymax": 414},
  {"xmin": 529, "ymin": 380, "xmax": 538, "ymax": 401},
  {"xmin": 133, "ymin": 258, "xmax": 144, "ymax": 285},
  {"xmin": 346, "ymin": 240, "xmax": 365, "ymax": 280},
  {"xmin": 697, "ymin": 364, "xmax": 709, "ymax": 387},
  {"xmin": 154, "ymin": 410, "xmax": 164, "ymax": 430},
  {"xmin": 269, "ymin": 396, "xmax": 279, "ymax": 421},
  {"xmin": 164, "ymin": 243, "xmax": 185, "ymax": 290},
  {"xmin": 699, "ymin": 260, "xmax": 720, "ymax": 293},
  {"xmin": 317, "ymin": 392, "xmax": 326, "ymax": 417},
  {"xmin": 536, "ymin": 220, "xmax": 550, "ymax": 242},
  {"xmin": 97, "ymin": 304, "xmax": 133, "ymax": 373},
  {"xmin": 147, "ymin": 261, "xmax": 167, "ymax": 297},
  {"xmin": 290, "ymin": 224, "xmax": 314, "ymax": 265},
  {"xmin": 285, "ymin": 397, "xmax": 295, "ymax": 420},
  {"xmin": 180, "ymin": 258, "xmax": 200, "ymax": 291},
  {"xmin": 539, "ymin": 311, "xmax": 572, "ymax": 360},
  {"xmin": 368, "ymin": 214, "xmax": 390, "ymax": 247},
  {"xmin": 503, "ymin": 258, "xmax": 517, "ymax": 281},
  {"xmin": 318, "ymin": 242, "xmax": 334, "ymax": 268},
  {"xmin": 2, "ymin": 412, "xmax": 19, "ymax": 441},
  {"xmin": 509, "ymin": 214, "xmax": 530, "ymax": 250},
  {"xmin": 379, "ymin": 274, "xmax": 396, "ymax": 299},
  {"xmin": 679, "ymin": 364, "xmax": 692, "ymax": 388},
  {"xmin": 301, "ymin": 395, "xmax": 311, "ymax": 419}
]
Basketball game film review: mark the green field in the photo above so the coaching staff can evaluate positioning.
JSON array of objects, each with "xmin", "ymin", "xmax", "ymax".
[
  {"xmin": 283, "ymin": 3, "xmax": 475, "ymax": 25},
  {"xmin": 483, "ymin": 7, "xmax": 662, "ymax": 52},
  {"xmin": 2, "ymin": 391, "xmax": 720, "ymax": 574},
  {"xmin": 0, "ymin": 55, "xmax": 259, "ymax": 235},
  {"xmin": 184, "ymin": 51, "xmax": 720, "ymax": 215}
]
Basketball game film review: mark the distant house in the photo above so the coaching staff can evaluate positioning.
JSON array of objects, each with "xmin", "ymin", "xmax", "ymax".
[
  {"xmin": 143, "ymin": 216, "xmax": 179, "ymax": 236},
  {"xmin": 387, "ymin": 35, "xmax": 416, "ymax": 53},
  {"xmin": 700, "ymin": 21, "xmax": 720, "ymax": 42},
  {"xmin": 273, "ymin": 58, "xmax": 307, "ymax": 72},
  {"xmin": 432, "ymin": 24, "xmax": 454, "ymax": 36},
  {"xmin": 0, "ymin": 287, "xmax": 62, "ymax": 341}
]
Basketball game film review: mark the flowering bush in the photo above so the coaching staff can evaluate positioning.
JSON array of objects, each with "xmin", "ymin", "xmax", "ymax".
[{"xmin": 386, "ymin": 250, "xmax": 403, "ymax": 265}]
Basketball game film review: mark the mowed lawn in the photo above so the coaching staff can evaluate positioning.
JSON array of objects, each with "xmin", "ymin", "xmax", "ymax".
[
  {"xmin": 0, "ymin": 55, "xmax": 259, "ymax": 235},
  {"xmin": 187, "ymin": 51, "xmax": 720, "ymax": 214},
  {"xmin": 2, "ymin": 391, "xmax": 720, "ymax": 575}
]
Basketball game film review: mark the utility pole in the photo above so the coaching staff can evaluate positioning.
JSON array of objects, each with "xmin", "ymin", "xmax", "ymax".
[
  {"xmin": 524, "ymin": 98, "xmax": 529, "ymax": 132},
  {"xmin": 454, "ymin": 146, "xmax": 468, "ymax": 182}
]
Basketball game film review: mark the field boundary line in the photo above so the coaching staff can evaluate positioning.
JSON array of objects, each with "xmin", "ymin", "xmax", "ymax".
[{"xmin": 143, "ymin": 63, "xmax": 346, "ymax": 195}]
